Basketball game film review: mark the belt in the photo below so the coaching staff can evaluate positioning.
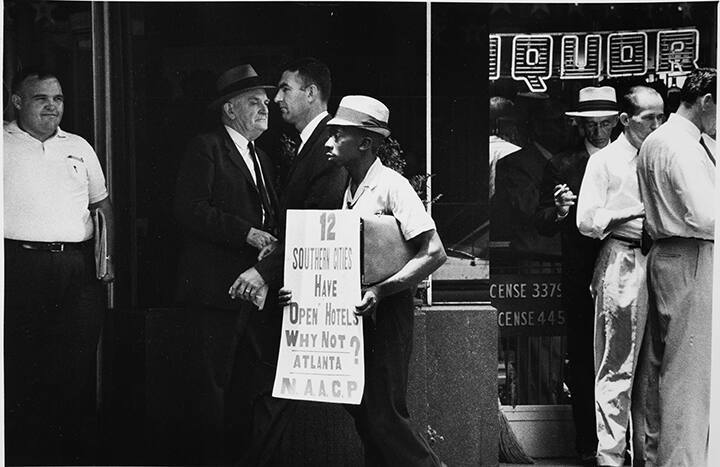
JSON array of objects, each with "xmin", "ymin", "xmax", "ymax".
[
  {"xmin": 609, "ymin": 234, "xmax": 641, "ymax": 249},
  {"xmin": 5, "ymin": 238, "xmax": 91, "ymax": 253},
  {"xmin": 655, "ymin": 236, "xmax": 714, "ymax": 244}
]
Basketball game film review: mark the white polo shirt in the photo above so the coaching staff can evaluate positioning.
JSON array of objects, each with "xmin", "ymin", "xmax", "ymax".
[
  {"xmin": 343, "ymin": 158, "xmax": 435, "ymax": 240},
  {"xmin": 4, "ymin": 121, "xmax": 108, "ymax": 242}
]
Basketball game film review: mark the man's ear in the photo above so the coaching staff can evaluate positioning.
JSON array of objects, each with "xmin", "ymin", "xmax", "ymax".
[
  {"xmin": 11, "ymin": 94, "xmax": 21, "ymax": 110},
  {"xmin": 701, "ymin": 93, "xmax": 715, "ymax": 110},
  {"xmin": 306, "ymin": 83, "xmax": 319, "ymax": 103},
  {"xmin": 358, "ymin": 135, "xmax": 373, "ymax": 152},
  {"xmin": 222, "ymin": 101, "xmax": 234, "ymax": 119},
  {"xmin": 618, "ymin": 112, "xmax": 630, "ymax": 127}
]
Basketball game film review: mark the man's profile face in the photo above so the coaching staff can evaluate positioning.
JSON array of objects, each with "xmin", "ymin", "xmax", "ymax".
[
  {"xmin": 325, "ymin": 125, "xmax": 361, "ymax": 167},
  {"xmin": 274, "ymin": 70, "xmax": 309, "ymax": 128},
  {"xmin": 13, "ymin": 76, "xmax": 64, "ymax": 141},
  {"xmin": 227, "ymin": 88, "xmax": 269, "ymax": 139},
  {"xmin": 623, "ymin": 92, "xmax": 665, "ymax": 149},
  {"xmin": 579, "ymin": 115, "xmax": 617, "ymax": 149},
  {"xmin": 700, "ymin": 94, "xmax": 717, "ymax": 137}
]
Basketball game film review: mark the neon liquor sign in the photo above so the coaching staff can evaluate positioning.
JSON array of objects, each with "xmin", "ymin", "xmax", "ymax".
[{"xmin": 489, "ymin": 29, "xmax": 700, "ymax": 92}]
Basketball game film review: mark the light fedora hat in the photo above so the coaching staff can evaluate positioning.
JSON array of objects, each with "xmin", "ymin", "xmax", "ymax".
[
  {"xmin": 208, "ymin": 64, "xmax": 275, "ymax": 109},
  {"xmin": 565, "ymin": 86, "xmax": 618, "ymax": 118},
  {"xmin": 327, "ymin": 95, "xmax": 391, "ymax": 137}
]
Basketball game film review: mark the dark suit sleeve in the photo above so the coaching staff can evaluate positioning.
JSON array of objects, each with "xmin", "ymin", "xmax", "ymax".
[
  {"xmin": 534, "ymin": 159, "xmax": 564, "ymax": 237},
  {"xmin": 174, "ymin": 135, "xmax": 254, "ymax": 248}
]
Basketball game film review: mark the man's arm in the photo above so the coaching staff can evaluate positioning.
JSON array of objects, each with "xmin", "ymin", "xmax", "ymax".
[
  {"xmin": 174, "ymin": 136, "xmax": 275, "ymax": 249},
  {"xmin": 355, "ymin": 229, "xmax": 447, "ymax": 316},
  {"xmin": 577, "ymin": 155, "xmax": 644, "ymax": 238},
  {"xmin": 534, "ymin": 159, "xmax": 571, "ymax": 236},
  {"xmin": 89, "ymin": 196, "xmax": 115, "ymax": 283}
]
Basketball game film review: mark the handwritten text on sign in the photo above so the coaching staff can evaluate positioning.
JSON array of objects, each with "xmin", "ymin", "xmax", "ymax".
[{"xmin": 273, "ymin": 210, "xmax": 364, "ymax": 404}]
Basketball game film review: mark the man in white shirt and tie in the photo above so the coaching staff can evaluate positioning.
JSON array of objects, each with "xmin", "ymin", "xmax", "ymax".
[{"xmin": 576, "ymin": 85, "xmax": 665, "ymax": 467}]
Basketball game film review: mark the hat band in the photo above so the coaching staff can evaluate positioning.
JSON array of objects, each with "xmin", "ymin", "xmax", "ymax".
[
  {"xmin": 334, "ymin": 107, "xmax": 390, "ymax": 131},
  {"xmin": 575, "ymin": 100, "xmax": 617, "ymax": 112},
  {"xmin": 216, "ymin": 76, "xmax": 268, "ymax": 100}
]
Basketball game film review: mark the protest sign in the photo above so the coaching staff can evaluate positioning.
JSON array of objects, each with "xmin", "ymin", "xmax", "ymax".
[{"xmin": 272, "ymin": 210, "xmax": 364, "ymax": 404}]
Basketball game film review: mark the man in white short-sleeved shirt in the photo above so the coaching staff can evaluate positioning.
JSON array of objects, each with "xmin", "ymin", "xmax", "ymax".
[
  {"xmin": 3, "ymin": 69, "xmax": 114, "ymax": 465},
  {"xmin": 323, "ymin": 95, "xmax": 447, "ymax": 466}
]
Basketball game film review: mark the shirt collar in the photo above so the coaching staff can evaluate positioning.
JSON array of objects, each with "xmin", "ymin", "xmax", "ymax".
[
  {"xmin": 345, "ymin": 158, "xmax": 384, "ymax": 208},
  {"xmin": 615, "ymin": 132, "xmax": 638, "ymax": 158},
  {"xmin": 299, "ymin": 110, "xmax": 329, "ymax": 145},
  {"xmin": 667, "ymin": 112, "xmax": 702, "ymax": 141},
  {"xmin": 6, "ymin": 120, "xmax": 66, "ymax": 140},
  {"xmin": 224, "ymin": 125, "xmax": 250, "ymax": 151}
]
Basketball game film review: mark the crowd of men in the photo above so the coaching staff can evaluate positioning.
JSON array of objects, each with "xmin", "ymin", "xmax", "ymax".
[
  {"xmin": 493, "ymin": 67, "xmax": 716, "ymax": 467},
  {"xmin": 3, "ymin": 59, "xmax": 447, "ymax": 466}
]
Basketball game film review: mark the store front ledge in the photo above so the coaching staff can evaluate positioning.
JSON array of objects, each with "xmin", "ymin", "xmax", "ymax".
[{"xmin": 501, "ymin": 404, "xmax": 575, "ymax": 459}]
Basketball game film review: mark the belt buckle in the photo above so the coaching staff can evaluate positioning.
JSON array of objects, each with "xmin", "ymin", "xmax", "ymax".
[{"xmin": 49, "ymin": 242, "xmax": 64, "ymax": 253}]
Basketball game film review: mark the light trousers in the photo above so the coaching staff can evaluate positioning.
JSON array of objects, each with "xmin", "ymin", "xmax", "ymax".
[
  {"xmin": 591, "ymin": 238, "xmax": 648, "ymax": 467},
  {"xmin": 640, "ymin": 237, "xmax": 713, "ymax": 467}
]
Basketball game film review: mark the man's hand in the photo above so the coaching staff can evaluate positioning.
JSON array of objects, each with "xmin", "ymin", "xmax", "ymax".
[
  {"xmin": 553, "ymin": 183, "xmax": 577, "ymax": 219},
  {"xmin": 278, "ymin": 287, "xmax": 293, "ymax": 307},
  {"xmin": 355, "ymin": 286, "xmax": 382, "ymax": 317},
  {"xmin": 229, "ymin": 267, "xmax": 266, "ymax": 301},
  {"xmin": 258, "ymin": 241, "xmax": 278, "ymax": 261},
  {"xmin": 247, "ymin": 227, "xmax": 277, "ymax": 250},
  {"xmin": 100, "ymin": 259, "xmax": 115, "ymax": 283}
]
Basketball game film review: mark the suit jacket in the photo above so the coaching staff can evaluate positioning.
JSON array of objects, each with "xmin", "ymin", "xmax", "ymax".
[
  {"xmin": 534, "ymin": 143, "xmax": 601, "ymax": 283},
  {"xmin": 255, "ymin": 114, "xmax": 348, "ymax": 284},
  {"xmin": 174, "ymin": 127, "xmax": 280, "ymax": 310}
]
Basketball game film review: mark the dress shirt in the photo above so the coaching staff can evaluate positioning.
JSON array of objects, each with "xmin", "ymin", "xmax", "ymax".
[
  {"xmin": 4, "ymin": 121, "xmax": 108, "ymax": 242},
  {"xmin": 297, "ymin": 110, "xmax": 329, "ymax": 155},
  {"xmin": 224, "ymin": 125, "xmax": 269, "ymax": 223},
  {"xmin": 343, "ymin": 158, "xmax": 435, "ymax": 240},
  {"xmin": 637, "ymin": 113, "xmax": 715, "ymax": 240},
  {"xmin": 577, "ymin": 133, "xmax": 643, "ymax": 240}
]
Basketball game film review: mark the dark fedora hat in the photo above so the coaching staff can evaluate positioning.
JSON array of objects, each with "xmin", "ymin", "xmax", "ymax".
[{"xmin": 208, "ymin": 64, "xmax": 275, "ymax": 109}]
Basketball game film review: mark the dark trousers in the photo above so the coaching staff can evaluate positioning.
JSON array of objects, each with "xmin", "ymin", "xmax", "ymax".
[
  {"xmin": 183, "ymin": 303, "xmax": 294, "ymax": 466},
  {"xmin": 345, "ymin": 290, "xmax": 441, "ymax": 467},
  {"xmin": 4, "ymin": 239, "xmax": 104, "ymax": 466},
  {"xmin": 563, "ymin": 270, "xmax": 598, "ymax": 459}
]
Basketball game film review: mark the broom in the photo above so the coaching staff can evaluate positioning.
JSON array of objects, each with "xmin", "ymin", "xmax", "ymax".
[{"xmin": 498, "ymin": 399, "xmax": 534, "ymax": 464}]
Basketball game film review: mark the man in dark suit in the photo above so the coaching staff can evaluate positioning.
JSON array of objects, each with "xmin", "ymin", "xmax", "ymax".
[
  {"xmin": 534, "ymin": 87, "xmax": 617, "ymax": 466},
  {"xmin": 230, "ymin": 57, "xmax": 347, "ymax": 303},
  {"xmin": 173, "ymin": 63, "xmax": 280, "ymax": 465}
]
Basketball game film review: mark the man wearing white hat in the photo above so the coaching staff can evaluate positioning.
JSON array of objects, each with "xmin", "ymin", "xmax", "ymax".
[
  {"xmin": 534, "ymin": 86, "xmax": 618, "ymax": 465},
  {"xmin": 280, "ymin": 95, "xmax": 447, "ymax": 466},
  {"xmin": 576, "ymin": 86, "xmax": 665, "ymax": 467}
]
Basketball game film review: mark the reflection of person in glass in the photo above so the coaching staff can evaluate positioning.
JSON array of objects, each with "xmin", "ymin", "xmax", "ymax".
[
  {"xmin": 576, "ymin": 86, "xmax": 665, "ymax": 467},
  {"xmin": 535, "ymin": 86, "xmax": 618, "ymax": 465},
  {"xmin": 637, "ymin": 68, "xmax": 716, "ymax": 467}
]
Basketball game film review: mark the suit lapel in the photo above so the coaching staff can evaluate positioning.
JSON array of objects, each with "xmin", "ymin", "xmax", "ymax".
[
  {"xmin": 221, "ymin": 128, "xmax": 258, "ymax": 192},
  {"xmin": 287, "ymin": 114, "xmax": 332, "ymax": 180}
]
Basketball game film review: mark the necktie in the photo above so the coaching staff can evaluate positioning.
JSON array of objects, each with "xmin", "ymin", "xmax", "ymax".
[
  {"xmin": 248, "ymin": 142, "xmax": 276, "ymax": 234},
  {"xmin": 699, "ymin": 136, "xmax": 716, "ymax": 166}
]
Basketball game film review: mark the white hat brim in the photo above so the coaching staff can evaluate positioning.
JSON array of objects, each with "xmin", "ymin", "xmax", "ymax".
[
  {"xmin": 565, "ymin": 110, "xmax": 619, "ymax": 118},
  {"xmin": 327, "ymin": 117, "xmax": 391, "ymax": 137}
]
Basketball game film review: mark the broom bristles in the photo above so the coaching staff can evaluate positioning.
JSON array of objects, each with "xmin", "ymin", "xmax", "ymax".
[{"xmin": 498, "ymin": 401, "xmax": 534, "ymax": 464}]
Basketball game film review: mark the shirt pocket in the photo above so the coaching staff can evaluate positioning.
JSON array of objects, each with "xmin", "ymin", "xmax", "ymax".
[{"xmin": 63, "ymin": 155, "xmax": 89, "ymax": 188}]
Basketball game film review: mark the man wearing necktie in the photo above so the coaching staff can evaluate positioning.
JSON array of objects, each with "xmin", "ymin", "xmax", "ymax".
[
  {"xmin": 575, "ymin": 86, "xmax": 665, "ymax": 467},
  {"xmin": 173, "ymin": 63, "xmax": 281, "ymax": 465},
  {"xmin": 636, "ymin": 67, "xmax": 716, "ymax": 467}
]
